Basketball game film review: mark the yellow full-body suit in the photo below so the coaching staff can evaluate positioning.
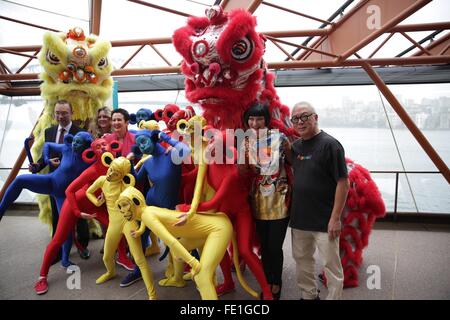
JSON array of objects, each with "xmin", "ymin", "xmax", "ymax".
[{"xmin": 86, "ymin": 154, "xmax": 156, "ymax": 300}]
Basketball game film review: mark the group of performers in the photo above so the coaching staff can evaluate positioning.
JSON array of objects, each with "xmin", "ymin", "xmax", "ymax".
[
  {"xmin": 0, "ymin": 5, "xmax": 386, "ymax": 300},
  {"xmin": 1, "ymin": 104, "xmax": 283, "ymax": 300}
]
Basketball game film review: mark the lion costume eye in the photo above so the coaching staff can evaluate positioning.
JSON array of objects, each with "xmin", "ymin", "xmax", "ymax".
[
  {"xmin": 46, "ymin": 50, "xmax": 60, "ymax": 65},
  {"xmin": 231, "ymin": 37, "xmax": 253, "ymax": 61},
  {"xmin": 98, "ymin": 57, "xmax": 108, "ymax": 68}
]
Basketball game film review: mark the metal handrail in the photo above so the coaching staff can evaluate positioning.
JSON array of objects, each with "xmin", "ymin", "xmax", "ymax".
[
  {"xmin": 1, "ymin": 168, "xmax": 447, "ymax": 217},
  {"xmin": 369, "ymin": 170, "xmax": 447, "ymax": 220}
]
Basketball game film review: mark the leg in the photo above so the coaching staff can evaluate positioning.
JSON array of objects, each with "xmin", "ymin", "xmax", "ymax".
[
  {"xmin": 235, "ymin": 211, "xmax": 272, "ymax": 299},
  {"xmin": 54, "ymin": 197, "xmax": 75, "ymax": 268},
  {"xmin": 265, "ymin": 218, "xmax": 289, "ymax": 299},
  {"xmin": 189, "ymin": 214, "xmax": 233, "ymax": 300},
  {"xmin": 120, "ymin": 227, "xmax": 150, "ymax": 286},
  {"xmin": 255, "ymin": 219, "xmax": 271, "ymax": 283},
  {"xmin": 94, "ymin": 207, "xmax": 133, "ymax": 269},
  {"xmin": 0, "ymin": 175, "xmax": 53, "ymax": 219},
  {"xmin": 96, "ymin": 221, "xmax": 123, "ymax": 284},
  {"xmin": 39, "ymin": 200, "xmax": 78, "ymax": 277},
  {"xmin": 315, "ymin": 232, "xmax": 344, "ymax": 300},
  {"xmin": 217, "ymin": 250, "xmax": 235, "ymax": 295},
  {"xmin": 145, "ymin": 231, "xmax": 160, "ymax": 256},
  {"xmin": 291, "ymin": 228, "xmax": 319, "ymax": 299},
  {"xmin": 75, "ymin": 218, "xmax": 90, "ymax": 257},
  {"xmin": 123, "ymin": 221, "xmax": 157, "ymax": 300}
]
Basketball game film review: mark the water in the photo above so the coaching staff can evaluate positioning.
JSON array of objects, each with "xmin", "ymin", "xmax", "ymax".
[
  {"xmin": 1, "ymin": 123, "xmax": 449, "ymax": 214},
  {"xmin": 323, "ymin": 127, "xmax": 450, "ymax": 214}
]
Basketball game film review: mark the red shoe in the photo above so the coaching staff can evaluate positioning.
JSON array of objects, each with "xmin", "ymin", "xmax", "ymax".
[
  {"xmin": 216, "ymin": 282, "xmax": 235, "ymax": 296},
  {"xmin": 116, "ymin": 255, "xmax": 135, "ymax": 271},
  {"xmin": 260, "ymin": 290, "xmax": 274, "ymax": 300},
  {"xmin": 35, "ymin": 278, "xmax": 48, "ymax": 295}
]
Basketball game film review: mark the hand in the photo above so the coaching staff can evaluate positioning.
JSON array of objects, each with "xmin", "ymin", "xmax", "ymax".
[
  {"xmin": 173, "ymin": 212, "xmax": 189, "ymax": 227},
  {"xmin": 130, "ymin": 230, "xmax": 141, "ymax": 238},
  {"xmin": 28, "ymin": 163, "xmax": 40, "ymax": 173},
  {"xmin": 49, "ymin": 158, "xmax": 61, "ymax": 167},
  {"xmin": 328, "ymin": 219, "xmax": 342, "ymax": 240},
  {"xmin": 126, "ymin": 152, "xmax": 135, "ymax": 161},
  {"xmin": 151, "ymin": 130, "xmax": 161, "ymax": 143},
  {"xmin": 80, "ymin": 212, "xmax": 97, "ymax": 220},
  {"xmin": 282, "ymin": 138, "xmax": 291, "ymax": 151},
  {"xmin": 164, "ymin": 146, "xmax": 173, "ymax": 154}
]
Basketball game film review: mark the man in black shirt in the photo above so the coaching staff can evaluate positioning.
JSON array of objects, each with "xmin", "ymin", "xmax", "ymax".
[{"xmin": 286, "ymin": 101, "xmax": 349, "ymax": 300}]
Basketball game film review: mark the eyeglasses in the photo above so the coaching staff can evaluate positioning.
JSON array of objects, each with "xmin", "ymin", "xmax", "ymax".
[
  {"xmin": 290, "ymin": 113, "xmax": 315, "ymax": 124},
  {"xmin": 54, "ymin": 111, "xmax": 70, "ymax": 117}
]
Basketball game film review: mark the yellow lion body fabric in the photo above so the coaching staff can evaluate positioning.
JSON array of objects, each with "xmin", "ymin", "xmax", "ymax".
[{"xmin": 33, "ymin": 27, "xmax": 113, "ymax": 226}]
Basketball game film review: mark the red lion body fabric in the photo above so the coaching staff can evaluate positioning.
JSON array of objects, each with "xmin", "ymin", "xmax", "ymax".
[{"xmin": 173, "ymin": 6, "xmax": 385, "ymax": 288}]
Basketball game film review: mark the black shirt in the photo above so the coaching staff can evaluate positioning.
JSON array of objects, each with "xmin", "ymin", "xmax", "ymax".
[{"xmin": 289, "ymin": 131, "xmax": 348, "ymax": 232}]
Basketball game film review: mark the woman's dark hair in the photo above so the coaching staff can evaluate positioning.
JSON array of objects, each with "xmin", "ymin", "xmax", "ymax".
[
  {"xmin": 243, "ymin": 102, "xmax": 271, "ymax": 127},
  {"xmin": 112, "ymin": 108, "xmax": 130, "ymax": 122}
]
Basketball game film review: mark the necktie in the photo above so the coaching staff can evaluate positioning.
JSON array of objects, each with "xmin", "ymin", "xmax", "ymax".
[{"xmin": 58, "ymin": 128, "xmax": 65, "ymax": 144}]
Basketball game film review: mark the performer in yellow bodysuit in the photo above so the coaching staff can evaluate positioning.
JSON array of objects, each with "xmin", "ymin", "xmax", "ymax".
[{"xmin": 86, "ymin": 154, "xmax": 157, "ymax": 300}]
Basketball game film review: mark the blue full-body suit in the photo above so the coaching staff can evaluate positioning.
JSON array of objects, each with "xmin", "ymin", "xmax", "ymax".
[{"xmin": 0, "ymin": 132, "xmax": 93, "ymax": 266}]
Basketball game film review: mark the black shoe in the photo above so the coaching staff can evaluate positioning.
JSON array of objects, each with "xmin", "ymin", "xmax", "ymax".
[
  {"xmin": 300, "ymin": 296, "xmax": 320, "ymax": 300},
  {"xmin": 78, "ymin": 248, "xmax": 90, "ymax": 260},
  {"xmin": 271, "ymin": 284, "xmax": 282, "ymax": 300}
]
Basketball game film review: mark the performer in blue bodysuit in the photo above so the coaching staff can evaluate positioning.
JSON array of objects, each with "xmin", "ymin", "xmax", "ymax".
[
  {"xmin": 0, "ymin": 131, "xmax": 93, "ymax": 267},
  {"xmin": 129, "ymin": 108, "xmax": 154, "ymax": 127},
  {"xmin": 120, "ymin": 129, "xmax": 191, "ymax": 286}
]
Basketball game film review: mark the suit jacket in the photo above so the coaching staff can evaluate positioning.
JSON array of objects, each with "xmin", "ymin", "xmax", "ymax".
[{"xmin": 36, "ymin": 123, "xmax": 84, "ymax": 172}]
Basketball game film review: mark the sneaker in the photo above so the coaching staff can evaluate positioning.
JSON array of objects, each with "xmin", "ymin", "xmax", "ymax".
[
  {"xmin": 78, "ymin": 248, "xmax": 90, "ymax": 260},
  {"xmin": 120, "ymin": 271, "xmax": 143, "ymax": 287},
  {"xmin": 61, "ymin": 260, "xmax": 76, "ymax": 268},
  {"xmin": 34, "ymin": 278, "xmax": 48, "ymax": 295},
  {"xmin": 116, "ymin": 255, "xmax": 135, "ymax": 271}
]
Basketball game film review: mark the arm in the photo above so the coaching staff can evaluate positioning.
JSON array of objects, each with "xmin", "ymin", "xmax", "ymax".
[
  {"xmin": 196, "ymin": 174, "xmax": 233, "ymax": 212},
  {"xmin": 86, "ymin": 176, "xmax": 106, "ymax": 207},
  {"xmin": 134, "ymin": 154, "xmax": 150, "ymax": 171},
  {"xmin": 328, "ymin": 178, "xmax": 350, "ymax": 240},
  {"xmin": 174, "ymin": 162, "xmax": 207, "ymax": 226},
  {"xmin": 43, "ymin": 142, "xmax": 65, "ymax": 167},
  {"xmin": 159, "ymin": 131, "xmax": 192, "ymax": 162},
  {"xmin": 130, "ymin": 222, "xmax": 146, "ymax": 238}
]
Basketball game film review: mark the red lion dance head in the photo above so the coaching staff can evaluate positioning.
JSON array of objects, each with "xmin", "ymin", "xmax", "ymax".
[{"xmin": 173, "ymin": 5, "xmax": 292, "ymax": 134}]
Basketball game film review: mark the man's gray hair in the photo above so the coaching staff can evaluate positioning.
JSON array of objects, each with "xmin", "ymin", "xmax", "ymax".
[{"xmin": 292, "ymin": 101, "xmax": 316, "ymax": 114}]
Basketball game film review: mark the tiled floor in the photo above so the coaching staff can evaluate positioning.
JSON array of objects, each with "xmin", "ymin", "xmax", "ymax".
[{"xmin": 0, "ymin": 213, "xmax": 449, "ymax": 300}]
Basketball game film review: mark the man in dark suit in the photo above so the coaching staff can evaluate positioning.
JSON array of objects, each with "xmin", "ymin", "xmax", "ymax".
[{"xmin": 29, "ymin": 100, "xmax": 91, "ymax": 260}]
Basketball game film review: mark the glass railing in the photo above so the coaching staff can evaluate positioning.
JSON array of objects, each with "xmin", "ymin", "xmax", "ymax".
[{"xmin": 1, "ymin": 167, "xmax": 448, "ymax": 216}]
